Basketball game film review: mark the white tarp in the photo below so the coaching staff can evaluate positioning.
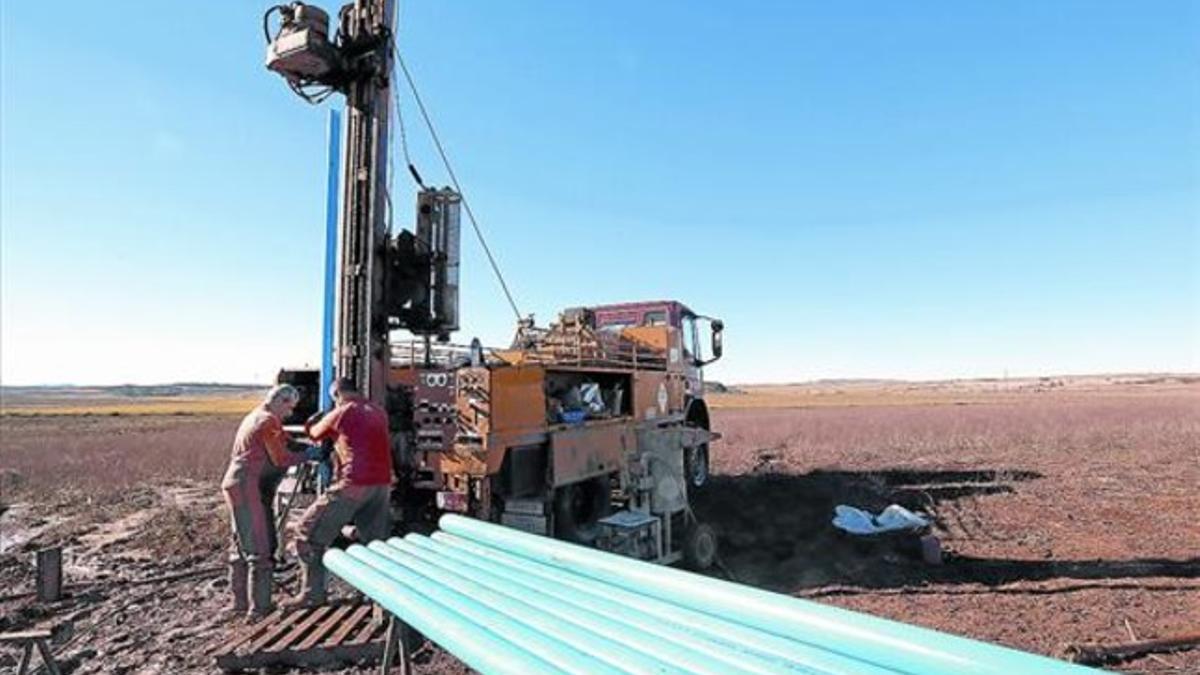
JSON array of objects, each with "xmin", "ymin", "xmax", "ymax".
[{"xmin": 832, "ymin": 504, "xmax": 930, "ymax": 535}]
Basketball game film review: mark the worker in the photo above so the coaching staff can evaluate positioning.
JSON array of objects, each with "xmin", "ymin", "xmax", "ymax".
[
  {"xmin": 221, "ymin": 384, "xmax": 317, "ymax": 618},
  {"xmin": 287, "ymin": 377, "xmax": 393, "ymax": 607}
]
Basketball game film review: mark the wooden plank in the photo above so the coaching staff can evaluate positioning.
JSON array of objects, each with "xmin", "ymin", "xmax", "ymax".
[
  {"xmin": 0, "ymin": 630, "xmax": 53, "ymax": 643},
  {"xmin": 296, "ymin": 604, "xmax": 355, "ymax": 651},
  {"xmin": 309, "ymin": 642, "xmax": 384, "ymax": 668},
  {"xmin": 34, "ymin": 640, "xmax": 62, "ymax": 675},
  {"xmin": 218, "ymin": 641, "xmax": 382, "ymax": 670},
  {"xmin": 380, "ymin": 616, "xmax": 414, "ymax": 675},
  {"xmin": 381, "ymin": 618, "xmax": 398, "ymax": 672},
  {"xmin": 246, "ymin": 608, "xmax": 310, "ymax": 653},
  {"xmin": 16, "ymin": 643, "xmax": 32, "ymax": 675},
  {"xmin": 325, "ymin": 604, "xmax": 371, "ymax": 647},
  {"xmin": 348, "ymin": 613, "xmax": 382, "ymax": 645},
  {"xmin": 211, "ymin": 609, "xmax": 281, "ymax": 656},
  {"xmin": 265, "ymin": 605, "xmax": 332, "ymax": 653},
  {"xmin": 213, "ymin": 602, "xmax": 390, "ymax": 672},
  {"xmin": 1068, "ymin": 631, "xmax": 1200, "ymax": 665}
]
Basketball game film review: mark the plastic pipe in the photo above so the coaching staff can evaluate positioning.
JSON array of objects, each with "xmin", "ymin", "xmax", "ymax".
[
  {"xmin": 344, "ymin": 546, "xmax": 619, "ymax": 675},
  {"xmin": 363, "ymin": 540, "xmax": 685, "ymax": 675},
  {"xmin": 386, "ymin": 537, "xmax": 767, "ymax": 675},
  {"xmin": 319, "ymin": 107, "xmax": 342, "ymax": 412},
  {"xmin": 412, "ymin": 534, "xmax": 883, "ymax": 675},
  {"xmin": 322, "ymin": 548, "xmax": 558, "ymax": 674},
  {"xmin": 439, "ymin": 514, "xmax": 1094, "ymax": 675}
]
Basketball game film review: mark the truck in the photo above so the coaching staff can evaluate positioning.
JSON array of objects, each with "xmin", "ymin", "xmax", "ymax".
[{"xmin": 263, "ymin": 0, "xmax": 725, "ymax": 569}]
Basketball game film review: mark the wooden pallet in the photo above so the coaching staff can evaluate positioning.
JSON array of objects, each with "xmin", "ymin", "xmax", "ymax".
[{"xmin": 212, "ymin": 602, "xmax": 387, "ymax": 671}]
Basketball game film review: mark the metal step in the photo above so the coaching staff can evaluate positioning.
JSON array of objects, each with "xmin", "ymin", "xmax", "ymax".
[
  {"xmin": 501, "ymin": 512, "xmax": 549, "ymax": 535},
  {"xmin": 502, "ymin": 498, "xmax": 547, "ymax": 516}
]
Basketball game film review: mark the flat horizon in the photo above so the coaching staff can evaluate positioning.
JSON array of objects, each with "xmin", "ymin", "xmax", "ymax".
[{"xmin": 2, "ymin": 370, "xmax": 1196, "ymax": 392}]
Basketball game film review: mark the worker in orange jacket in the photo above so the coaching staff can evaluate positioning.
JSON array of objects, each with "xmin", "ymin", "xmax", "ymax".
[
  {"xmin": 286, "ymin": 377, "xmax": 393, "ymax": 607},
  {"xmin": 221, "ymin": 384, "xmax": 316, "ymax": 618}
]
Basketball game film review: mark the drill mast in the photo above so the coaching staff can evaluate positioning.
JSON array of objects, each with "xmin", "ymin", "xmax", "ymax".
[
  {"xmin": 336, "ymin": 0, "xmax": 394, "ymax": 403},
  {"xmin": 264, "ymin": 0, "xmax": 460, "ymax": 405}
]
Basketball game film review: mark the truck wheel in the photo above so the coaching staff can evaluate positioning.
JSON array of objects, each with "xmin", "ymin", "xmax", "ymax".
[
  {"xmin": 683, "ymin": 522, "xmax": 717, "ymax": 571},
  {"xmin": 685, "ymin": 442, "xmax": 709, "ymax": 489},
  {"xmin": 553, "ymin": 477, "xmax": 610, "ymax": 545}
]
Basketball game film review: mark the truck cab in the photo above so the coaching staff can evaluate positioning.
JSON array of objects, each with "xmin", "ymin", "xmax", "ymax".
[{"xmin": 590, "ymin": 301, "xmax": 724, "ymax": 487}]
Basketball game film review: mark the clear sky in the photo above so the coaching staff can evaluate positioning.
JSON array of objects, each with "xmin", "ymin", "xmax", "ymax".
[{"xmin": 1, "ymin": 2, "xmax": 1197, "ymax": 386}]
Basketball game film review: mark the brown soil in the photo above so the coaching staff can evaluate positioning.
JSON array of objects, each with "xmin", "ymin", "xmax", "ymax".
[
  {"xmin": 1, "ymin": 383, "xmax": 1197, "ymax": 673},
  {"xmin": 697, "ymin": 390, "xmax": 1200, "ymax": 672}
]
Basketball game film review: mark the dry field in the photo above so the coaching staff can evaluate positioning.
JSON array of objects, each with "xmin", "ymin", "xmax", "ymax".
[
  {"xmin": 1, "ymin": 385, "xmax": 263, "ymax": 417},
  {"xmin": 1, "ymin": 376, "xmax": 1197, "ymax": 673}
]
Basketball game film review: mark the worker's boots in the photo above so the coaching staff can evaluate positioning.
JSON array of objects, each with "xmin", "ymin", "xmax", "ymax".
[
  {"xmin": 283, "ymin": 560, "xmax": 327, "ymax": 609},
  {"xmin": 228, "ymin": 557, "xmax": 249, "ymax": 615},
  {"xmin": 248, "ymin": 563, "xmax": 275, "ymax": 619}
]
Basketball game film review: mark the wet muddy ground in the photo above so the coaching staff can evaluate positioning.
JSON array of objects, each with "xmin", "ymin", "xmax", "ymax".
[{"xmin": 2, "ymin": 385, "xmax": 1197, "ymax": 673}]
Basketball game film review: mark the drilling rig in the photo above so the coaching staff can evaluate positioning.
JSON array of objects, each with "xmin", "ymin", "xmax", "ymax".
[{"xmin": 263, "ymin": 0, "xmax": 726, "ymax": 569}]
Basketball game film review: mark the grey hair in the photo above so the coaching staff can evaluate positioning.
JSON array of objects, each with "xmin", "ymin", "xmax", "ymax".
[{"xmin": 265, "ymin": 384, "xmax": 301, "ymax": 407}]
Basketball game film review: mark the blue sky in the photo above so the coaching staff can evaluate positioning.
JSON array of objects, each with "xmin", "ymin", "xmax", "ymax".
[{"xmin": 1, "ymin": 1, "xmax": 1197, "ymax": 385}]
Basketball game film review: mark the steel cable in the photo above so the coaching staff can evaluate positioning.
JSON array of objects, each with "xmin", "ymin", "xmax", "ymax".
[{"xmin": 392, "ymin": 47, "xmax": 523, "ymax": 322}]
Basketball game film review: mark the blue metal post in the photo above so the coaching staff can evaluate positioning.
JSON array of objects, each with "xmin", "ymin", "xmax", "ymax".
[{"xmin": 320, "ymin": 108, "xmax": 342, "ymax": 411}]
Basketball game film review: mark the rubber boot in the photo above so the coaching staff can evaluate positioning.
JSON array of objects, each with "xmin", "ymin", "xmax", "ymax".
[
  {"xmin": 228, "ymin": 557, "xmax": 249, "ymax": 615},
  {"xmin": 284, "ymin": 558, "xmax": 327, "ymax": 608},
  {"xmin": 248, "ymin": 562, "xmax": 275, "ymax": 619}
]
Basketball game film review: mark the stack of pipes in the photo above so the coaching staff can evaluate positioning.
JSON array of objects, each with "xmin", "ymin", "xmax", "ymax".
[{"xmin": 324, "ymin": 514, "xmax": 1094, "ymax": 674}]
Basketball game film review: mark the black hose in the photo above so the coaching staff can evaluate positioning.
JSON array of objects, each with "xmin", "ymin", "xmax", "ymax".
[{"xmin": 262, "ymin": 5, "xmax": 286, "ymax": 44}]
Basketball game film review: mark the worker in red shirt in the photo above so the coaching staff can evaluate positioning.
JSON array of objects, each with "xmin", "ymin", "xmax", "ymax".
[
  {"xmin": 221, "ymin": 384, "xmax": 316, "ymax": 618},
  {"xmin": 287, "ymin": 377, "xmax": 393, "ymax": 607}
]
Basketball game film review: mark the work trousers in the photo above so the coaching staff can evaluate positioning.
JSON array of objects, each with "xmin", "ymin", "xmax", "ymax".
[
  {"xmin": 222, "ymin": 469, "xmax": 284, "ymax": 614},
  {"xmin": 290, "ymin": 483, "xmax": 391, "ymax": 605}
]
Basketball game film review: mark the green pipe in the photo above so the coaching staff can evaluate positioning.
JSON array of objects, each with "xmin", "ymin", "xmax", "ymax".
[
  {"xmin": 363, "ymin": 541, "xmax": 682, "ymax": 674},
  {"xmin": 344, "ymin": 546, "xmax": 621, "ymax": 675},
  {"xmin": 415, "ymin": 533, "xmax": 886, "ymax": 675},
  {"xmin": 322, "ymin": 548, "xmax": 560, "ymax": 674},
  {"xmin": 385, "ymin": 537, "xmax": 762, "ymax": 675},
  {"xmin": 439, "ymin": 514, "xmax": 1094, "ymax": 675}
]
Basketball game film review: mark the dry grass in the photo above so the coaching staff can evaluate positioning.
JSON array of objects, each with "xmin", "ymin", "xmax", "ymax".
[
  {"xmin": 0, "ymin": 414, "xmax": 236, "ymax": 568},
  {"xmin": 0, "ymin": 414, "xmax": 236, "ymax": 508}
]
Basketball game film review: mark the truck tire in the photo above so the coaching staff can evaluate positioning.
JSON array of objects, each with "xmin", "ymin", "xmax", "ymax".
[
  {"xmin": 683, "ymin": 522, "xmax": 718, "ymax": 571},
  {"xmin": 553, "ymin": 476, "xmax": 610, "ymax": 545},
  {"xmin": 684, "ymin": 403, "xmax": 711, "ymax": 489},
  {"xmin": 685, "ymin": 441, "xmax": 709, "ymax": 489}
]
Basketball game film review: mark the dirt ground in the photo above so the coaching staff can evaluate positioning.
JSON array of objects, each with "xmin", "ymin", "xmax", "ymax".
[{"xmin": 1, "ymin": 378, "xmax": 1197, "ymax": 673}]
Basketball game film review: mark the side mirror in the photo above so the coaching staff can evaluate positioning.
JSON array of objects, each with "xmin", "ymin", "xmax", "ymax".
[{"xmin": 710, "ymin": 320, "xmax": 724, "ymax": 361}]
